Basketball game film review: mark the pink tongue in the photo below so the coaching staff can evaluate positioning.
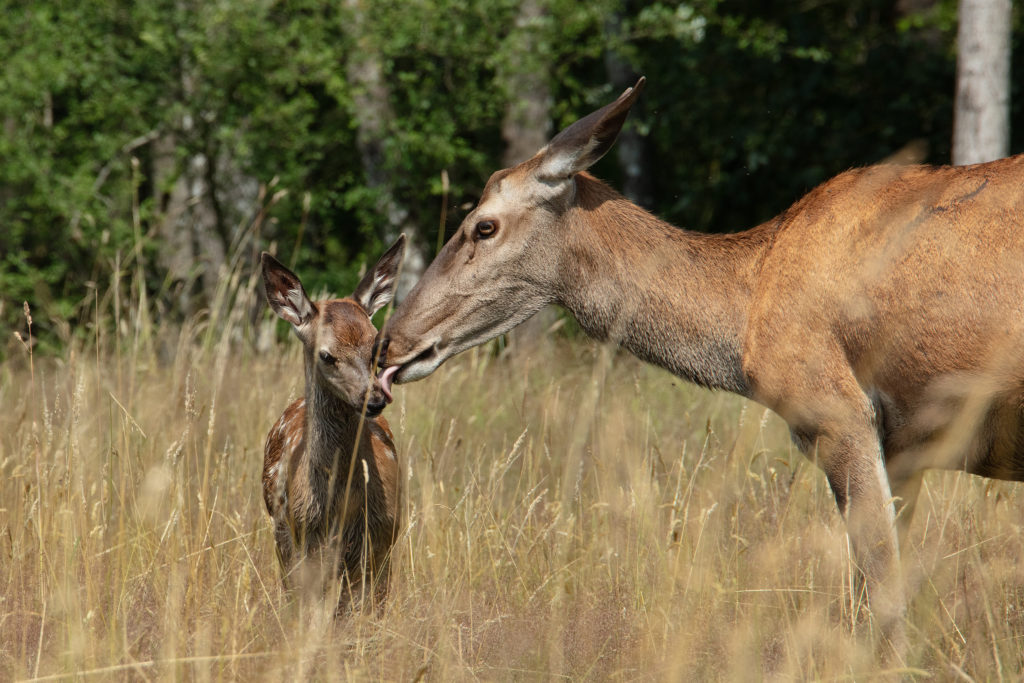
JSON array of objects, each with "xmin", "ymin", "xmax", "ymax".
[{"xmin": 379, "ymin": 365, "xmax": 399, "ymax": 403}]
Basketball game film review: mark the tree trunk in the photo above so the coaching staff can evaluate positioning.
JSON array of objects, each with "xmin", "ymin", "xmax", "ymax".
[
  {"xmin": 499, "ymin": 0, "xmax": 558, "ymax": 348},
  {"xmin": 149, "ymin": 3, "xmax": 231, "ymax": 316},
  {"xmin": 342, "ymin": 0, "xmax": 427, "ymax": 299},
  {"xmin": 152, "ymin": 131, "xmax": 199, "ymax": 316},
  {"xmin": 604, "ymin": 9, "xmax": 653, "ymax": 208},
  {"xmin": 153, "ymin": 129, "xmax": 227, "ymax": 317},
  {"xmin": 952, "ymin": 0, "xmax": 1012, "ymax": 165},
  {"xmin": 500, "ymin": 0, "xmax": 552, "ymax": 167}
]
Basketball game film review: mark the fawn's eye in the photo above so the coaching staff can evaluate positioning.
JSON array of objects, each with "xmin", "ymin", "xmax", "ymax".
[
  {"xmin": 319, "ymin": 350, "xmax": 336, "ymax": 365},
  {"xmin": 475, "ymin": 219, "xmax": 498, "ymax": 239}
]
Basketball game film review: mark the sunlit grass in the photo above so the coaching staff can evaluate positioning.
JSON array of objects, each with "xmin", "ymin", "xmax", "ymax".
[{"xmin": 3, "ymin": 268, "xmax": 1024, "ymax": 680}]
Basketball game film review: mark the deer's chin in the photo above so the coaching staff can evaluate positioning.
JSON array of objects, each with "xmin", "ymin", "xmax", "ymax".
[
  {"xmin": 380, "ymin": 341, "xmax": 445, "ymax": 388},
  {"xmin": 394, "ymin": 345, "xmax": 444, "ymax": 384}
]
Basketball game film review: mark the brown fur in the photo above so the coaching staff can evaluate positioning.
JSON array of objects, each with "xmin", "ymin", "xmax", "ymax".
[
  {"xmin": 378, "ymin": 80, "xmax": 1024, "ymax": 652},
  {"xmin": 263, "ymin": 387, "xmax": 399, "ymax": 610},
  {"xmin": 261, "ymin": 239, "xmax": 404, "ymax": 613}
]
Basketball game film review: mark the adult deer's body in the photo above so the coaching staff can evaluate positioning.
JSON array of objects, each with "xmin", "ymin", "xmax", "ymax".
[
  {"xmin": 262, "ymin": 237, "xmax": 405, "ymax": 611},
  {"xmin": 376, "ymin": 79, "xmax": 1024, "ymax": 648}
]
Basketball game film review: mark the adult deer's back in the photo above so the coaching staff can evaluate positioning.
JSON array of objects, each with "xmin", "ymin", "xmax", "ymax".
[{"xmin": 375, "ymin": 78, "xmax": 1024, "ymax": 652}]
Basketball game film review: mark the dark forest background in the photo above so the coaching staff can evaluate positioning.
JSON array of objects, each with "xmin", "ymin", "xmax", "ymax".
[{"xmin": 2, "ymin": 0, "xmax": 1021, "ymax": 357}]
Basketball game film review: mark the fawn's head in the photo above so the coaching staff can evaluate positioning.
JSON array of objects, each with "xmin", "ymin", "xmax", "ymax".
[{"xmin": 261, "ymin": 235, "xmax": 405, "ymax": 418}]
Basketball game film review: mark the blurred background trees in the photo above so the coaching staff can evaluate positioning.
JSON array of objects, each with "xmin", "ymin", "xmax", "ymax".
[{"xmin": 2, "ymin": 0, "xmax": 1021, "ymax": 356}]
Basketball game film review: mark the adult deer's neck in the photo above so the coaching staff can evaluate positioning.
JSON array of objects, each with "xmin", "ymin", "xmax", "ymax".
[{"xmin": 556, "ymin": 175, "xmax": 773, "ymax": 395}]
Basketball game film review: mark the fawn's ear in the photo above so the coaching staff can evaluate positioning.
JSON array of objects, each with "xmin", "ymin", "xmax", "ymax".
[
  {"xmin": 261, "ymin": 252, "xmax": 317, "ymax": 328},
  {"xmin": 536, "ymin": 77, "xmax": 645, "ymax": 182},
  {"xmin": 353, "ymin": 234, "xmax": 406, "ymax": 317}
]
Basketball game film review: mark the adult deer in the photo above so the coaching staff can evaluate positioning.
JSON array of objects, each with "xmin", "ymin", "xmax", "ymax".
[
  {"xmin": 262, "ymin": 236, "xmax": 404, "ymax": 612},
  {"xmin": 376, "ymin": 78, "xmax": 1024, "ymax": 649}
]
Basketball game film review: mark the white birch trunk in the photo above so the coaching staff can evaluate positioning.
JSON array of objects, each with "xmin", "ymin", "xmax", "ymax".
[{"xmin": 952, "ymin": 0, "xmax": 1012, "ymax": 165}]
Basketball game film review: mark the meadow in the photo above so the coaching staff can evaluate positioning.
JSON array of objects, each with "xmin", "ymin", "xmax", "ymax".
[{"xmin": 3, "ymin": 264, "xmax": 1024, "ymax": 681}]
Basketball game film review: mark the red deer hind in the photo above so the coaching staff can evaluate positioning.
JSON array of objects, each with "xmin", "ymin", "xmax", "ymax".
[
  {"xmin": 376, "ymin": 78, "xmax": 1024, "ymax": 650},
  {"xmin": 262, "ymin": 236, "xmax": 405, "ymax": 612}
]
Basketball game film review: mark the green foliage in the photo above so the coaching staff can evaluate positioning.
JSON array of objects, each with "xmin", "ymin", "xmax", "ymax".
[
  {"xmin": 1, "ymin": 0, "xmax": 1022, "ymax": 358},
  {"xmin": 617, "ymin": 0, "xmax": 972, "ymax": 231}
]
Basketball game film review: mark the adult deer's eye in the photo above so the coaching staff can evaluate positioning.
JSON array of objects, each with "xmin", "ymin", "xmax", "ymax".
[
  {"xmin": 319, "ymin": 350, "xmax": 336, "ymax": 365},
  {"xmin": 476, "ymin": 219, "xmax": 498, "ymax": 239}
]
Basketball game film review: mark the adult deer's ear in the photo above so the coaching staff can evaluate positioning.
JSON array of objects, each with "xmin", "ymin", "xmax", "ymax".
[
  {"xmin": 536, "ymin": 77, "xmax": 645, "ymax": 182},
  {"xmin": 261, "ymin": 252, "xmax": 316, "ymax": 329},
  {"xmin": 354, "ymin": 234, "xmax": 406, "ymax": 317}
]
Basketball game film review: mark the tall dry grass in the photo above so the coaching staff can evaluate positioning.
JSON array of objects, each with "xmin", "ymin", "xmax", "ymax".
[{"xmin": 3, "ymin": 247, "xmax": 1024, "ymax": 681}]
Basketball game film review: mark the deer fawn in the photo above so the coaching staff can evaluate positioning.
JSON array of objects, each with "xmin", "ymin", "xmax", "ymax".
[
  {"xmin": 377, "ymin": 78, "xmax": 1024, "ymax": 652},
  {"xmin": 261, "ymin": 235, "xmax": 405, "ymax": 612}
]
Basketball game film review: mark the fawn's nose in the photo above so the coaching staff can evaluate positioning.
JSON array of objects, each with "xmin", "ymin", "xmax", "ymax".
[{"xmin": 365, "ymin": 396, "xmax": 387, "ymax": 417}]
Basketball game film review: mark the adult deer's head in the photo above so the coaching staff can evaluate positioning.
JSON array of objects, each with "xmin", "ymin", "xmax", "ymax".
[
  {"xmin": 377, "ymin": 78, "xmax": 645, "ymax": 391},
  {"xmin": 263, "ymin": 235, "xmax": 405, "ymax": 417}
]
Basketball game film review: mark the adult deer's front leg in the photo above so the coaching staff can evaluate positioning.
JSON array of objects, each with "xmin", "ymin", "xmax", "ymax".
[
  {"xmin": 814, "ymin": 415, "xmax": 906, "ymax": 658},
  {"xmin": 887, "ymin": 467, "xmax": 924, "ymax": 551}
]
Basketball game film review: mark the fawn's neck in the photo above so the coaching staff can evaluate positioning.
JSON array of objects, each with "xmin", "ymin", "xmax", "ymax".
[{"xmin": 293, "ymin": 361, "xmax": 368, "ymax": 525}]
